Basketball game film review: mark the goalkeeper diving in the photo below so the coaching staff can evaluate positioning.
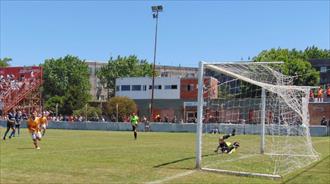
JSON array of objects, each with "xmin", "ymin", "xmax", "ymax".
[{"xmin": 214, "ymin": 129, "xmax": 240, "ymax": 154}]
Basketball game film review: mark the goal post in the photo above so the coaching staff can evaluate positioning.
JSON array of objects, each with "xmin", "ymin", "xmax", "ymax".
[
  {"xmin": 260, "ymin": 87, "xmax": 266, "ymax": 154},
  {"xmin": 195, "ymin": 61, "xmax": 319, "ymax": 178},
  {"xmin": 195, "ymin": 61, "xmax": 204, "ymax": 169}
]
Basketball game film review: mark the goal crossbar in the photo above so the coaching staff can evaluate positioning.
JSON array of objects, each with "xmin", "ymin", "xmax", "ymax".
[
  {"xmin": 204, "ymin": 64, "xmax": 309, "ymax": 91},
  {"xmin": 202, "ymin": 61, "xmax": 284, "ymax": 65}
]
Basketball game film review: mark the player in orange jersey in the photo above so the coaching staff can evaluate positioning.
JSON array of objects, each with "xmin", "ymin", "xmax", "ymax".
[
  {"xmin": 40, "ymin": 112, "xmax": 48, "ymax": 136},
  {"xmin": 27, "ymin": 113, "xmax": 42, "ymax": 149},
  {"xmin": 317, "ymin": 86, "xmax": 324, "ymax": 102}
]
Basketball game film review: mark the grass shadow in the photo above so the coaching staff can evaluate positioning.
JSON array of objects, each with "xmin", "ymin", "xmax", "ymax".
[
  {"xmin": 282, "ymin": 155, "xmax": 330, "ymax": 184},
  {"xmin": 154, "ymin": 153, "xmax": 216, "ymax": 168},
  {"xmin": 17, "ymin": 147, "xmax": 35, "ymax": 150}
]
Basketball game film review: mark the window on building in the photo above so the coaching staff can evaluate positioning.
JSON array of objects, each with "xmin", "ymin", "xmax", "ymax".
[
  {"xmin": 116, "ymin": 86, "xmax": 120, "ymax": 91},
  {"xmin": 132, "ymin": 85, "xmax": 142, "ymax": 91},
  {"xmin": 165, "ymin": 85, "xmax": 178, "ymax": 90},
  {"xmin": 149, "ymin": 85, "xmax": 162, "ymax": 90},
  {"xmin": 161, "ymin": 72, "xmax": 169, "ymax": 77},
  {"xmin": 320, "ymin": 67, "xmax": 327, "ymax": 73},
  {"xmin": 143, "ymin": 85, "xmax": 147, "ymax": 91},
  {"xmin": 121, "ymin": 85, "xmax": 130, "ymax": 91},
  {"xmin": 186, "ymin": 73, "xmax": 195, "ymax": 77},
  {"xmin": 187, "ymin": 84, "xmax": 194, "ymax": 91}
]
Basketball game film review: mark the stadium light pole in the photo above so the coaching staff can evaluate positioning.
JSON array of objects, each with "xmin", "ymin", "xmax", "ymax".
[{"xmin": 150, "ymin": 5, "xmax": 163, "ymax": 122}]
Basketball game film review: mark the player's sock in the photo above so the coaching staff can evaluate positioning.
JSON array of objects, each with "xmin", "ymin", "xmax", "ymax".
[
  {"xmin": 9, "ymin": 131, "xmax": 15, "ymax": 138},
  {"xmin": 222, "ymin": 134, "xmax": 230, "ymax": 139},
  {"xmin": 134, "ymin": 132, "xmax": 137, "ymax": 140}
]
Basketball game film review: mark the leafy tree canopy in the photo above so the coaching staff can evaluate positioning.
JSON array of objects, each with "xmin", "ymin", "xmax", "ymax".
[
  {"xmin": 73, "ymin": 105, "xmax": 102, "ymax": 121},
  {"xmin": 97, "ymin": 55, "xmax": 153, "ymax": 98},
  {"xmin": 0, "ymin": 57, "xmax": 12, "ymax": 67},
  {"xmin": 43, "ymin": 55, "xmax": 91, "ymax": 115},
  {"xmin": 105, "ymin": 96, "xmax": 137, "ymax": 122},
  {"xmin": 253, "ymin": 46, "xmax": 329, "ymax": 86}
]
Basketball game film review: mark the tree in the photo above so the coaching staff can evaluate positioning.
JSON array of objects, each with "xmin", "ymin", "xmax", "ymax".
[
  {"xmin": 73, "ymin": 105, "xmax": 102, "ymax": 121},
  {"xmin": 304, "ymin": 46, "xmax": 330, "ymax": 59},
  {"xmin": 253, "ymin": 47, "xmax": 322, "ymax": 86},
  {"xmin": 0, "ymin": 57, "xmax": 12, "ymax": 67},
  {"xmin": 44, "ymin": 95, "xmax": 65, "ymax": 115},
  {"xmin": 105, "ymin": 96, "xmax": 137, "ymax": 122},
  {"xmin": 97, "ymin": 55, "xmax": 153, "ymax": 98},
  {"xmin": 43, "ymin": 55, "xmax": 91, "ymax": 115}
]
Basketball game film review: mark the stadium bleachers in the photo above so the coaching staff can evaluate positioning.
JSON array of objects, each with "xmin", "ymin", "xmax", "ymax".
[{"xmin": 0, "ymin": 67, "xmax": 43, "ymax": 116}]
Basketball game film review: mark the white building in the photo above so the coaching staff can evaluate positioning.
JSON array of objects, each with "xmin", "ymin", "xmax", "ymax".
[{"xmin": 115, "ymin": 77, "xmax": 181, "ymax": 100}]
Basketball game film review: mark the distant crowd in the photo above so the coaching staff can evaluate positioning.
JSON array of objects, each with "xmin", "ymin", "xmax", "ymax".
[
  {"xmin": 0, "ymin": 73, "xmax": 38, "ymax": 109},
  {"xmin": 309, "ymin": 85, "xmax": 330, "ymax": 102},
  {"xmin": 0, "ymin": 74, "xmax": 23, "ymax": 99}
]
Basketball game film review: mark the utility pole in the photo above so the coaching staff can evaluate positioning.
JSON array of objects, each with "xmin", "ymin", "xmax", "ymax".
[{"xmin": 150, "ymin": 5, "xmax": 163, "ymax": 122}]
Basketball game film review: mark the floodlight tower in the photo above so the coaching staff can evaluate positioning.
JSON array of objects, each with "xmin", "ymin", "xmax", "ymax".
[{"xmin": 150, "ymin": 5, "xmax": 163, "ymax": 122}]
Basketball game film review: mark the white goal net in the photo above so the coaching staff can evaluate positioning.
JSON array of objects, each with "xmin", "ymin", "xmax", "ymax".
[{"xmin": 196, "ymin": 61, "xmax": 319, "ymax": 178}]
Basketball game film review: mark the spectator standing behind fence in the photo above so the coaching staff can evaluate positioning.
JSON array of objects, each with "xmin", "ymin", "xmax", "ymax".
[
  {"xmin": 320, "ymin": 116, "xmax": 327, "ymax": 126},
  {"xmin": 309, "ymin": 89, "xmax": 315, "ymax": 102},
  {"xmin": 317, "ymin": 86, "xmax": 324, "ymax": 102},
  {"xmin": 172, "ymin": 116, "xmax": 177, "ymax": 123},
  {"xmin": 155, "ymin": 114, "xmax": 161, "ymax": 122},
  {"xmin": 142, "ymin": 116, "xmax": 150, "ymax": 132},
  {"xmin": 327, "ymin": 85, "xmax": 330, "ymax": 98}
]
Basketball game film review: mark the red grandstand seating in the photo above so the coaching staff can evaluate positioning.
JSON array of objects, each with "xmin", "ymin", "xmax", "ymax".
[{"xmin": 0, "ymin": 66, "xmax": 43, "ymax": 115}]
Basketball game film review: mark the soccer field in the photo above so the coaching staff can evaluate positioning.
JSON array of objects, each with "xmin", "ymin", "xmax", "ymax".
[{"xmin": 0, "ymin": 129, "xmax": 329, "ymax": 184}]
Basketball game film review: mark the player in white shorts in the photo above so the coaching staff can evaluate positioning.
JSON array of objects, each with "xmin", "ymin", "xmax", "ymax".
[
  {"xmin": 27, "ymin": 113, "xmax": 42, "ymax": 149},
  {"xmin": 39, "ymin": 112, "xmax": 48, "ymax": 136}
]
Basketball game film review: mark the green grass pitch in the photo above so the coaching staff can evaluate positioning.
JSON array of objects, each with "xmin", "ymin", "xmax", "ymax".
[{"xmin": 1, "ymin": 129, "xmax": 329, "ymax": 184}]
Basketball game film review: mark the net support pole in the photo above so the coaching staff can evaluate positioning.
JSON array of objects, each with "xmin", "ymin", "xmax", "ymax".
[
  {"xmin": 260, "ymin": 87, "xmax": 266, "ymax": 154},
  {"xmin": 196, "ymin": 61, "xmax": 204, "ymax": 169}
]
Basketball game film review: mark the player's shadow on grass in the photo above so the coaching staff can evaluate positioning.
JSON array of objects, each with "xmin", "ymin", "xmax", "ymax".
[
  {"xmin": 17, "ymin": 147, "xmax": 35, "ymax": 150},
  {"xmin": 153, "ymin": 153, "xmax": 216, "ymax": 168},
  {"xmin": 282, "ymin": 155, "xmax": 330, "ymax": 184}
]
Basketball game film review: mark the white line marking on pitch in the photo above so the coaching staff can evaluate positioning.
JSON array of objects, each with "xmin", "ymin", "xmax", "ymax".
[
  {"xmin": 145, "ymin": 170, "xmax": 195, "ymax": 184},
  {"xmin": 145, "ymin": 154, "xmax": 257, "ymax": 184},
  {"xmin": 204, "ymin": 154, "xmax": 256, "ymax": 168}
]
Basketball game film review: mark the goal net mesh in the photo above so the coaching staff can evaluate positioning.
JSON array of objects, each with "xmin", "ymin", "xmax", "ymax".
[{"xmin": 199, "ymin": 62, "xmax": 319, "ymax": 177}]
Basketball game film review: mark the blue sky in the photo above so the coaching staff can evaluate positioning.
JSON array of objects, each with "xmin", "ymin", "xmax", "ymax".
[{"xmin": 1, "ymin": 0, "xmax": 329, "ymax": 67}]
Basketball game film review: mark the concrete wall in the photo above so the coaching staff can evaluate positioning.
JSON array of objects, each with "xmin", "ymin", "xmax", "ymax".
[
  {"xmin": 1, "ymin": 120, "xmax": 329, "ymax": 136},
  {"xmin": 135, "ymin": 99, "xmax": 184, "ymax": 120}
]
